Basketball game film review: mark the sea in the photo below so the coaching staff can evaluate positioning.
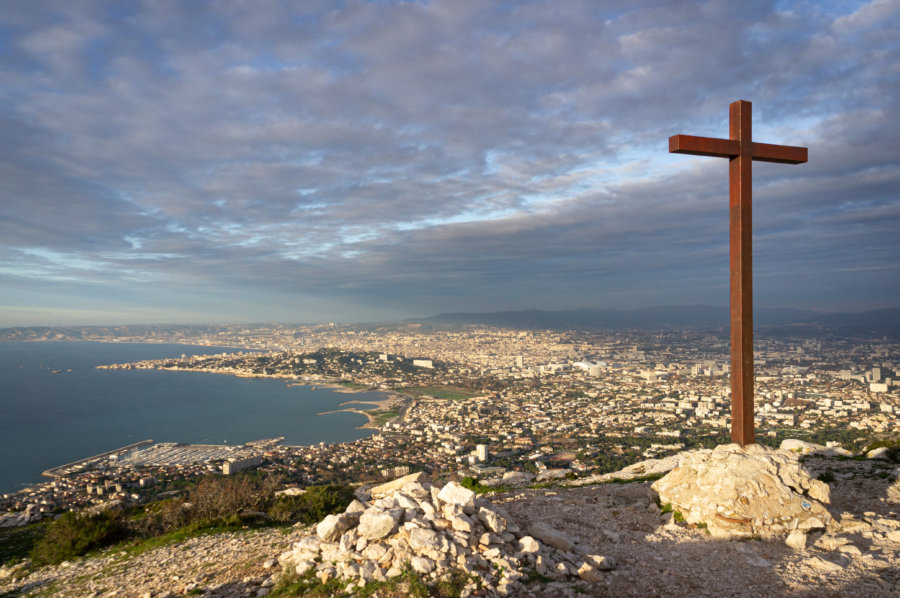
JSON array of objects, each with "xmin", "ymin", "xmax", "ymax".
[{"xmin": 0, "ymin": 341, "xmax": 386, "ymax": 494}]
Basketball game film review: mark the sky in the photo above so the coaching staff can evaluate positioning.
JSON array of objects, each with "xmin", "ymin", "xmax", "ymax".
[{"xmin": 1, "ymin": 0, "xmax": 898, "ymax": 326}]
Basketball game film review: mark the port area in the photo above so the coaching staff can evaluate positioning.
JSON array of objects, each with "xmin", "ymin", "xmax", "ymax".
[
  {"xmin": 42, "ymin": 439, "xmax": 155, "ymax": 479},
  {"xmin": 41, "ymin": 437, "xmax": 285, "ymax": 478}
]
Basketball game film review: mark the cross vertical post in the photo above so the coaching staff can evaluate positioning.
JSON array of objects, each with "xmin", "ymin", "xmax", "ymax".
[{"xmin": 669, "ymin": 100, "xmax": 807, "ymax": 446}]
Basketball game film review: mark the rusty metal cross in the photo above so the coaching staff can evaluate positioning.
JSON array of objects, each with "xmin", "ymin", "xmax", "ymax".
[{"xmin": 669, "ymin": 100, "xmax": 807, "ymax": 446}]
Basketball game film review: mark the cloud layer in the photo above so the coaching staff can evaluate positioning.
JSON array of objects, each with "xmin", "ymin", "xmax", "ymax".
[{"xmin": 2, "ymin": 0, "xmax": 898, "ymax": 325}]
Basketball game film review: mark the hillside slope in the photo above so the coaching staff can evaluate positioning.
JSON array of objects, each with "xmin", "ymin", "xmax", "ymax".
[{"xmin": 2, "ymin": 453, "xmax": 898, "ymax": 598}]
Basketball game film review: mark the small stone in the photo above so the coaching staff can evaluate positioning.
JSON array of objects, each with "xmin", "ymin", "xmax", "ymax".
[
  {"xmin": 798, "ymin": 517, "xmax": 826, "ymax": 531},
  {"xmin": 345, "ymin": 499, "xmax": 367, "ymax": 514},
  {"xmin": 785, "ymin": 530, "xmax": 807, "ymax": 551},
  {"xmin": 584, "ymin": 554, "xmax": 616, "ymax": 570},
  {"xmin": 518, "ymin": 535, "xmax": 540, "ymax": 553},
  {"xmin": 410, "ymin": 556, "xmax": 436, "ymax": 574},
  {"xmin": 804, "ymin": 557, "xmax": 843, "ymax": 572},
  {"xmin": 577, "ymin": 562, "xmax": 604, "ymax": 582},
  {"xmin": 451, "ymin": 513, "xmax": 474, "ymax": 533},
  {"xmin": 837, "ymin": 544, "xmax": 862, "ymax": 557},
  {"xmin": 528, "ymin": 522, "xmax": 575, "ymax": 552}
]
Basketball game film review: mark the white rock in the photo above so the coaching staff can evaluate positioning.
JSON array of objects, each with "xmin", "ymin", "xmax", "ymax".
[
  {"xmin": 518, "ymin": 536, "xmax": 540, "ymax": 553},
  {"xmin": 358, "ymin": 509, "xmax": 400, "ymax": 540},
  {"xmin": 477, "ymin": 506, "xmax": 507, "ymax": 534},
  {"xmin": 798, "ymin": 517, "xmax": 826, "ymax": 531},
  {"xmin": 438, "ymin": 482, "xmax": 476, "ymax": 511},
  {"xmin": 451, "ymin": 513, "xmax": 474, "ymax": 533},
  {"xmin": 584, "ymin": 554, "xmax": 615, "ymax": 570},
  {"xmin": 780, "ymin": 439, "xmax": 824, "ymax": 454},
  {"xmin": 577, "ymin": 562, "xmax": 604, "ymax": 582},
  {"xmin": 652, "ymin": 443, "xmax": 832, "ymax": 539},
  {"xmin": 866, "ymin": 447, "xmax": 890, "ymax": 459},
  {"xmin": 317, "ymin": 513, "xmax": 359, "ymax": 542},
  {"xmin": 410, "ymin": 556, "xmax": 436, "ymax": 574},
  {"xmin": 368, "ymin": 472, "xmax": 427, "ymax": 499},
  {"xmin": 527, "ymin": 522, "xmax": 575, "ymax": 552},
  {"xmin": 345, "ymin": 499, "xmax": 367, "ymax": 514},
  {"xmin": 785, "ymin": 530, "xmax": 807, "ymax": 551}
]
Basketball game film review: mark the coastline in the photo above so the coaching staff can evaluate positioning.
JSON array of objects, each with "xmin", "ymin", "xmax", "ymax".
[
  {"xmin": 96, "ymin": 362, "xmax": 403, "ymax": 430},
  {"xmin": 317, "ymin": 396, "xmax": 401, "ymax": 430}
]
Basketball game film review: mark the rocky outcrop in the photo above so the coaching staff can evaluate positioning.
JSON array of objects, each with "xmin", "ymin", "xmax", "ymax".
[
  {"xmin": 651, "ymin": 443, "xmax": 833, "ymax": 540},
  {"xmin": 277, "ymin": 476, "xmax": 616, "ymax": 596},
  {"xmin": 0, "ymin": 505, "xmax": 42, "ymax": 528}
]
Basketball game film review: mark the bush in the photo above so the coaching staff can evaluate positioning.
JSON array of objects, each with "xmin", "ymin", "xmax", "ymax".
[
  {"xmin": 268, "ymin": 484, "xmax": 355, "ymax": 524},
  {"xmin": 31, "ymin": 509, "xmax": 128, "ymax": 565},
  {"xmin": 135, "ymin": 474, "xmax": 283, "ymax": 537}
]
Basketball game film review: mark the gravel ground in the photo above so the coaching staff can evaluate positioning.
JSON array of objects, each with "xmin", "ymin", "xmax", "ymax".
[{"xmin": 2, "ymin": 455, "xmax": 898, "ymax": 598}]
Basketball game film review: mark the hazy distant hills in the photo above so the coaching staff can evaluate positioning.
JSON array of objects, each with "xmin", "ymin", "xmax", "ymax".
[
  {"xmin": 414, "ymin": 306, "xmax": 900, "ymax": 336},
  {"xmin": 2, "ymin": 307, "xmax": 899, "ymax": 341}
]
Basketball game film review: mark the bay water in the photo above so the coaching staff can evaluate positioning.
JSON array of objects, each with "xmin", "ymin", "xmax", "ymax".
[{"xmin": 0, "ymin": 341, "xmax": 383, "ymax": 494}]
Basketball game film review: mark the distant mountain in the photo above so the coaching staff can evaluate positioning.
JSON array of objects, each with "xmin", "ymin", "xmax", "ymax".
[{"xmin": 413, "ymin": 306, "xmax": 900, "ymax": 336}]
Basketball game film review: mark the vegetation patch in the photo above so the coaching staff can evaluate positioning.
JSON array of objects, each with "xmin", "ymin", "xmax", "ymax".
[
  {"xmin": 817, "ymin": 470, "xmax": 836, "ymax": 484},
  {"xmin": 268, "ymin": 484, "xmax": 355, "ymax": 525},
  {"xmin": 31, "ymin": 509, "xmax": 128, "ymax": 566},
  {"xmin": 0, "ymin": 520, "xmax": 48, "ymax": 566},
  {"xmin": 366, "ymin": 409, "xmax": 401, "ymax": 426},
  {"xmin": 459, "ymin": 476, "xmax": 509, "ymax": 495},
  {"xmin": 24, "ymin": 475, "xmax": 355, "ymax": 569},
  {"xmin": 268, "ymin": 563, "xmax": 472, "ymax": 598}
]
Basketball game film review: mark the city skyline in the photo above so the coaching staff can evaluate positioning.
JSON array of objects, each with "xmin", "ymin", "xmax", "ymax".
[{"xmin": 2, "ymin": 1, "xmax": 899, "ymax": 326}]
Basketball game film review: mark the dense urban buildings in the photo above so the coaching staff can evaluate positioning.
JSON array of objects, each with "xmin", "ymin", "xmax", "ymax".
[{"xmin": 2, "ymin": 324, "xmax": 897, "ymax": 518}]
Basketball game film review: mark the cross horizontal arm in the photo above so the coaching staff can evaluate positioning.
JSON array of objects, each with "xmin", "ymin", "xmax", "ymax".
[
  {"xmin": 669, "ymin": 134, "xmax": 739, "ymax": 158},
  {"xmin": 751, "ymin": 142, "xmax": 808, "ymax": 164}
]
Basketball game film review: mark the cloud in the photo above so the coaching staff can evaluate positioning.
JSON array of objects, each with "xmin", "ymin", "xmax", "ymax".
[{"xmin": 0, "ymin": 0, "xmax": 897, "ymax": 325}]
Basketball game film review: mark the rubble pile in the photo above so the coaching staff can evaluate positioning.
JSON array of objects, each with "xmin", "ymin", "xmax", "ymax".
[{"xmin": 277, "ymin": 472, "xmax": 615, "ymax": 596}]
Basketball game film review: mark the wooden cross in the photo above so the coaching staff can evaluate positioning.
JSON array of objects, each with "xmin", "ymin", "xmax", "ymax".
[{"xmin": 669, "ymin": 100, "xmax": 807, "ymax": 446}]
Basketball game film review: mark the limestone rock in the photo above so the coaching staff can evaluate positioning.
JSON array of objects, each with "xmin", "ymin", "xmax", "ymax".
[
  {"xmin": 527, "ymin": 522, "xmax": 575, "ymax": 552},
  {"xmin": 500, "ymin": 471, "xmax": 534, "ymax": 486},
  {"xmin": 357, "ymin": 509, "xmax": 400, "ymax": 540},
  {"xmin": 437, "ymin": 481, "xmax": 476, "ymax": 511},
  {"xmin": 316, "ymin": 513, "xmax": 359, "ymax": 542},
  {"xmin": 866, "ymin": 447, "xmax": 890, "ymax": 459},
  {"xmin": 651, "ymin": 443, "xmax": 832, "ymax": 539},
  {"xmin": 577, "ymin": 562, "xmax": 604, "ymax": 582},
  {"xmin": 785, "ymin": 530, "xmax": 807, "ymax": 550},
  {"xmin": 584, "ymin": 554, "xmax": 615, "ymax": 570},
  {"xmin": 477, "ymin": 506, "xmax": 507, "ymax": 534},
  {"xmin": 367, "ymin": 472, "xmax": 427, "ymax": 499},
  {"xmin": 780, "ymin": 439, "xmax": 825, "ymax": 454},
  {"xmin": 518, "ymin": 536, "xmax": 540, "ymax": 553}
]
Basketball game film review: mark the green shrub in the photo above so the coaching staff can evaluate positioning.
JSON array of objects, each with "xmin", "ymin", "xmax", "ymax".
[
  {"xmin": 31, "ymin": 509, "xmax": 128, "ymax": 565},
  {"xmin": 817, "ymin": 470, "xmax": 836, "ymax": 484},
  {"xmin": 268, "ymin": 484, "xmax": 355, "ymax": 524}
]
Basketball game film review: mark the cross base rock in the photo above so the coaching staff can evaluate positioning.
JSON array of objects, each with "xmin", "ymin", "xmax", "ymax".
[{"xmin": 650, "ymin": 443, "xmax": 833, "ymax": 540}]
